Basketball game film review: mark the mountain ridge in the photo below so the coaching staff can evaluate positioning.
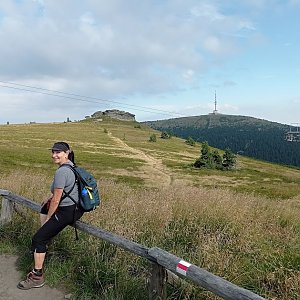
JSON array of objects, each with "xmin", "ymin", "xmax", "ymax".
[{"xmin": 144, "ymin": 114, "xmax": 300, "ymax": 167}]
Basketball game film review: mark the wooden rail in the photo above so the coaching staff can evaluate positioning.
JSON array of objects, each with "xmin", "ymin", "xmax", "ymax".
[{"xmin": 0, "ymin": 189, "xmax": 265, "ymax": 300}]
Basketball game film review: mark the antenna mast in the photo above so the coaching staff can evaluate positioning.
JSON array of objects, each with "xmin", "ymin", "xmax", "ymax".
[
  {"xmin": 213, "ymin": 90, "xmax": 218, "ymax": 114},
  {"xmin": 215, "ymin": 90, "xmax": 217, "ymax": 111}
]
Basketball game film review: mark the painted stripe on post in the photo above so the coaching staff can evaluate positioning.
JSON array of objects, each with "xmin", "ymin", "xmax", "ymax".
[{"xmin": 176, "ymin": 260, "xmax": 191, "ymax": 276}]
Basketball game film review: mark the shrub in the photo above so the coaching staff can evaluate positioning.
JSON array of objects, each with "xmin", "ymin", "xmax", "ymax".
[
  {"xmin": 149, "ymin": 134, "xmax": 157, "ymax": 142},
  {"xmin": 185, "ymin": 136, "xmax": 196, "ymax": 146},
  {"xmin": 223, "ymin": 148, "xmax": 236, "ymax": 170},
  {"xmin": 194, "ymin": 142, "xmax": 236, "ymax": 170},
  {"xmin": 161, "ymin": 131, "xmax": 171, "ymax": 139}
]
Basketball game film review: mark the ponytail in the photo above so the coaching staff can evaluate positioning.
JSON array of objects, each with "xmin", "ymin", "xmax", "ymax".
[{"xmin": 68, "ymin": 150, "xmax": 75, "ymax": 164}]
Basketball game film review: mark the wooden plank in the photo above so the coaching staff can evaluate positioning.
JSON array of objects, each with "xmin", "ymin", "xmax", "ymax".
[
  {"xmin": 148, "ymin": 262, "xmax": 167, "ymax": 300},
  {"xmin": 0, "ymin": 189, "xmax": 10, "ymax": 196},
  {"xmin": 0, "ymin": 197, "xmax": 14, "ymax": 225},
  {"xmin": 75, "ymin": 221, "xmax": 152, "ymax": 260},
  {"xmin": 0, "ymin": 191, "xmax": 12, "ymax": 224},
  {"xmin": 166, "ymin": 270, "xmax": 181, "ymax": 286},
  {"xmin": 3, "ymin": 192, "xmax": 152, "ymax": 260},
  {"xmin": 148, "ymin": 247, "xmax": 265, "ymax": 300},
  {"xmin": 5, "ymin": 193, "xmax": 41, "ymax": 213}
]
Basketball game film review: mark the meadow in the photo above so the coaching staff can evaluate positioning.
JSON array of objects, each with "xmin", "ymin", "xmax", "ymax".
[{"xmin": 1, "ymin": 118, "xmax": 300, "ymax": 299}]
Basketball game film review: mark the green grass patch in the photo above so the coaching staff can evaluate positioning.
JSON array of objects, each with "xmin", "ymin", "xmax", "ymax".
[{"xmin": 2, "ymin": 119, "xmax": 300, "ymax": 299}]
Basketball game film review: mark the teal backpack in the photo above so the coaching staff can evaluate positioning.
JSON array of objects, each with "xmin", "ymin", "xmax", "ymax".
[{"xmin": 61, "ymin": 164, "xmax": 101, "ymax": 212}]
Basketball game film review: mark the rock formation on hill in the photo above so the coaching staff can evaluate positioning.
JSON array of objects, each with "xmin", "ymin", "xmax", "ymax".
[{"xmin": 90, "ymin": 109, "xmax": 135, "ymax": 121}]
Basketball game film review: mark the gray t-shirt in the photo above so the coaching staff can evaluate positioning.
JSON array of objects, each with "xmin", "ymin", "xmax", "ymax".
[{"xmin": 51, "ymin": 161, "xmax": 79, "ymax": 206}]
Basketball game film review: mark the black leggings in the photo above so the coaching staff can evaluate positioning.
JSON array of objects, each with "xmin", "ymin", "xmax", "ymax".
[{"xmin": 32, "ymin": 205, "xmax": 83, "ymax": 253}]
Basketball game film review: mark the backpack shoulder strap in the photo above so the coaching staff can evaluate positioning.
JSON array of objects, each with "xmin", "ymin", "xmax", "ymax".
[
  {"xmin": 60, "ymin": 163, "xmax": 76, "ymax": 173},
  {"xmin": 59, "ymin": 163, "xmax": 82, "ymax": 241},
  {"xmin": 59, "ymin": 163, "xmax": 77, "ymax": 202}
]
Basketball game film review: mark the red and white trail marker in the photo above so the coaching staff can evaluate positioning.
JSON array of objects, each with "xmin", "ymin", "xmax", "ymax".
[{"xmin": 176, "ymin": 260, "xmax": 191, "ymax": 276}]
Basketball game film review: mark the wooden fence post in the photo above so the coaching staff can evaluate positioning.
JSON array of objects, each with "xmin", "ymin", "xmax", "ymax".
[
  {"xmin": 148, "ymin": 247, "xmax": 265, "ymax": 300},
  {"xmin": 148, "ymin": 261, "xmax": 167, "ymax": 300},
  {"xmin": 0, "ymin": 196, "xmax": 13, "ymax": 225}
]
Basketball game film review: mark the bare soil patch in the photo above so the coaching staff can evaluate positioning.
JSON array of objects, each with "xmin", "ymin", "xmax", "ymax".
[{"xmin": 0, "ymin": 255, "xmax": 66, "ymax": 300}]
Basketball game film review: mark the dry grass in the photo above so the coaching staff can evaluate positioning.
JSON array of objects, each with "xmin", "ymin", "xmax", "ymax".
[
  {"xmin": 2, "ymin": 170, "xmax": 300, "ymax": 299},
  {"xmin": 2, "ymin": 120, "xmax": 300, "ymax": 299}
]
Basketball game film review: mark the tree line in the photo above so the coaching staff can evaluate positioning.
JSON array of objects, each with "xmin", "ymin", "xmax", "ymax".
[{"xmin": 146, "ymin": 120, "xmax": 300, "ymax": 168}]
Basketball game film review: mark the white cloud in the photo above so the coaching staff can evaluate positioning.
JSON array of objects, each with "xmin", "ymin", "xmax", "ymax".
[
  {"xmin": 204, "ymin": 36, "xmax": 221, "ymax": 53},
  {"xmin": 220, "ymin": 103, "xmax": 239, "ymax": 113},
  {"xmin": 190, "ymin": 3, "xmax": 224, "ymax": 21},
  {"xmin": 182, "ymin": 69, "xmax": 195, "ymax": 82},
  {"xmin": 0, "ymin": 0, "xmax": 269, "ymax": 123}
]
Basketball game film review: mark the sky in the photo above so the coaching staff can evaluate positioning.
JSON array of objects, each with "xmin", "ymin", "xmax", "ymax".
[{"xmin": 0, "ymin": 0, "xmax": 300, "ymax": 125}]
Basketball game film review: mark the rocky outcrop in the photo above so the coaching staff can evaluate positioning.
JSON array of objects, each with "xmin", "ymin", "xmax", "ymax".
[{"xmin": 91, "ymin": 109, "xmax": 135, "ymax": 121}]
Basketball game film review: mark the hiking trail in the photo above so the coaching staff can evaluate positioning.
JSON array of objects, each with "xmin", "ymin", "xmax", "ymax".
[{"xmin": 108, "ymin": 132, "xmax": 173, "ymax": 187}]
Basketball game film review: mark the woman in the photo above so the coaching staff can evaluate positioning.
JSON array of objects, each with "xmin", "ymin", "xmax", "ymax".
[{"xmin": 18, "ymin": 141, "xmax": 84, "ymax": 290}]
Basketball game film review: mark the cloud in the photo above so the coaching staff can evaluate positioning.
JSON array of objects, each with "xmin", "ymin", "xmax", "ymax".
[
  {"xmin": 182, "ymin": 69, "xmax": 196, "ymax": 82},
  {"xmin": 0, "ymin": 1, "xmax": 255, "ymax": 84},
  {"xmin": 223, "ymin": 80, "xmax": 237, "ymax": 87},
  {"xmin": 0, "ymin": 0, "xmax": 264, "ymax": 123},
  {"xmin": 190, "ymin": 3, "xmax": 224, "ymax": 20}
]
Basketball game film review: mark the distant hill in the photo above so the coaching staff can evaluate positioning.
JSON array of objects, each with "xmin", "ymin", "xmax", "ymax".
[
  {"xmin": 86, "ymin": 109, "xmax": 136, "ymax": 122},
  {"xmin": 144, "ymin": 114, "xmax": 300, "ymax": 167}
]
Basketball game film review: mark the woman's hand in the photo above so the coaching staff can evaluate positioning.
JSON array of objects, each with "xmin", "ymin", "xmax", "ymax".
[{"xmin": 47, "ymin": 188, "xmax": 63, "ymax": 220}]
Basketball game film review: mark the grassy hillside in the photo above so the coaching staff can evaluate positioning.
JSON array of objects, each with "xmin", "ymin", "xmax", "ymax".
[
  {"xmin": 1, "ymin": 118, "xmax": 300, "ymax": 198},
  {"xmin": 144, "ymin": 114, "xmax": 300, "ymax": 167},
  {"xmin": 1, "ymin": 118, "xmax": 300, "ymax": 299}
]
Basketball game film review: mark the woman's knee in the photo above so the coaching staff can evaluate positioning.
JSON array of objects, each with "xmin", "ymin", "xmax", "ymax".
[
  {"xmin": 31, "ymin": 228, "xmax": 50, "ymax": 253},
  {"xmin": 32, "ymin": 233, "xmax": 48, "ymax": 253}
]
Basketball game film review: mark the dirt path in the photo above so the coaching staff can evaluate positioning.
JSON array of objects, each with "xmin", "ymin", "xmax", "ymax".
[
  {"xmin": 108, "ymin": 132, "xmax": 173, "ymax": 187},
  {"xmin": 0, "ymin": 255, "xmax": 66, "ymax": 300}
]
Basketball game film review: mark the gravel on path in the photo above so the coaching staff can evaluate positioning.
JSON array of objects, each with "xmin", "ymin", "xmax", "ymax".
[{"xmin": 0, "ymin": 255, "xmax": 67, "ymax": 300}]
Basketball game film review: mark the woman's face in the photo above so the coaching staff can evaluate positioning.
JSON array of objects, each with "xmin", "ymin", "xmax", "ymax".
[{"xmin": 51, "ymin": 150, "xmax": 69, "ymax": 165}]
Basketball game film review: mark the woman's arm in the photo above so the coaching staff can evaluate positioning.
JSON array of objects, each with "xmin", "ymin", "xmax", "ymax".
[{"xmin": 46, "ymin": 188, "xmax": 64, "ymax": 222}]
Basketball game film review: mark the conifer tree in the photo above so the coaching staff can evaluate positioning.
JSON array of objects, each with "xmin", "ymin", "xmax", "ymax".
[
  {"xmin": 194, "ymin": 141, "xmax": 210, "ymax": 168},
  {"xmin": 194, "ymin": 142, "xmax": 236, "ymax": 170},
  {"xmin": 185, "ymin": 136, "xmax": 196, "ymax": 146},
  {"xmin": 222, "ymin": 148, "xmax": 236, "ymax": 170},
  {"xmin": 212, "ymin": 150, "xmax": 223, "ymax": 169}
]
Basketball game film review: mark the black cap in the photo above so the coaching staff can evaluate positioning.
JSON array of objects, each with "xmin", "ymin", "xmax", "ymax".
[{"xmin": 50, "ymin": 142, "xmax": 70, "ymax": 152}]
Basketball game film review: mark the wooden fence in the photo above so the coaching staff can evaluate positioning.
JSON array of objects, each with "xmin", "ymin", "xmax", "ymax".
[{"xmin": 0, "ymin": 189, "xmax": 265, "ymax": 300}]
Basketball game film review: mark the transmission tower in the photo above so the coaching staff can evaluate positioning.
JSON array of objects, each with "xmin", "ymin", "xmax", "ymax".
[{"xmin": 212, "ymin": 90, "xmax": 218, "ymax": 114}]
